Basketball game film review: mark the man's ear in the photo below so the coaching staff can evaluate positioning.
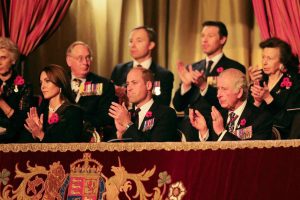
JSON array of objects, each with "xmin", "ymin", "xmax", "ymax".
[
  {"xmin": 237, "ymin": 87, "xmax": 243, "ymax": 99},
  {"xmin": 66, "ymin": 56, "xmax": 72, "ymax": 67},
  {"xmin": 220, "ymin": 36, "xmax": 227, "ymax": 46},
  {"xmin": 149, "ymin": 41, "xmax": 155, "ymax": 51},
  {"xmin": 146, "ymin": 81, "xmax": 153, "ymax": 91}
]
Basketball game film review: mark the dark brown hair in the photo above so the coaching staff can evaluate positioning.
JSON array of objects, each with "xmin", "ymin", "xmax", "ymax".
[
  {"xmin": 131, "ymin": 26, "xmax": 157, "ymax": 43},
  {"xmin": 260, "ymin": 37, "xmax": 299, "ymax": 73},
  {"xmin": 40, "ymin": 64, "xmax": 75, "ymax": 104},
  {"xmin": 202, "ymin": 21, "xmax": 228, "ymax": 37}
]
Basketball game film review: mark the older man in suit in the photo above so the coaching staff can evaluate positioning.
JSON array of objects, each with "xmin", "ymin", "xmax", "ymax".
[
  {"xmin": 173, "ymin": 21, "xmax": 246, "ymax": 140},
  {"xmin": 111, "ymin": 26, "xmax": 174, "ymax": 106},
  {"xmin": 189, "ymin": 68, "xmax": 272, "ymax": 141},
  {"xmin": 66, "ymin": 41, "xmax": 117, "ymax": 141},
  {"xmin": 109, "ymin": 67, "xmax": 180, "ymax": 142}
]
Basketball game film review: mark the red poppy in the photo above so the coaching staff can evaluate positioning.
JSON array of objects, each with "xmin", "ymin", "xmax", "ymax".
[
  {"xmin": 240, "ymin": 118, "xmax": 246, "ymax": 126},
  {"xmin": 217, "ymin": 67, "xmax": 224, "ymax": 73},
  {"xmin": 14, "ymin": 76, "xmax": 24, "ymax": 86},
  {"xmin": 48, "ymin": 113, "xmax": 60, "ymax": 124},
  {"xmin": 145, "ymin": 111, "xmax": 152, "ymax": 118}
]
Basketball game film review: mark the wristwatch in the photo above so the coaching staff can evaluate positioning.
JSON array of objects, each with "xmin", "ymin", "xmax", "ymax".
[{"xmin": 126, "ymin": 122, "xmax": 134, "ymax": 130}]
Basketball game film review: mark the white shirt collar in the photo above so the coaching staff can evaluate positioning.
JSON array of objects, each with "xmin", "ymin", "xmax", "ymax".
[
  {"xmin": 205, "ymin": 52, "xmax": 223, "ymax": 72},
  {"xmin": 71, "ymin": 74, "xmax": 86, "ymax": 92},
  {"xmin": 136, "ymin": 98, "xmax": 154, "ymax": 129},
  {"xmin": 133, "ymin": 58, "xmax": 152, "ymax": 69},
  {"xmin": 71, "ymin": 74, "xmax": 86, "ymax": 82}
]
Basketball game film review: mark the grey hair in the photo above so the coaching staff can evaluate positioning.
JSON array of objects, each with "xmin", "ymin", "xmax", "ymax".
[
  {"xmin": 66, "ymin": 41, "xmax": 93, "ymax": 56},
  {"xmin": 0, "ymin": 37, "xmax": 19, "ymax": 62},
  {"xmin": 219, "ymin": 68, "xmax": 248, "ymax": 101}
]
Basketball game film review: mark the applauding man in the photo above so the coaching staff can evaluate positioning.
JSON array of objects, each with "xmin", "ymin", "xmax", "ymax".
[
  {"xmin": 189, "ymin": 69, "xmax": 272, "ymax": 141},
  {"xmin": 109, "ymin": 67, "xmax": 179, "ymax": 142}
]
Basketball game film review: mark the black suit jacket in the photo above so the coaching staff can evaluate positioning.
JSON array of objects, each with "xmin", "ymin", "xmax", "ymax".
[
  {"xmin": 111, "ymin": 61, "xmax": 174, "ymax": 106},
  {"xmin": 75, "ymin": 72, "xmax": 117, "ymax": 140},
  {"xmin": 122, "ymin": 102, "xmax": 180, "ymax": 142},
  {"xmin": 181, "ymin": 101, "xmax": 273, "ymax": 141},
  {"xmin": 0, "ymin": 72, "xmax": 34, "ymax": 143},
  {"xmin": 211, "ymin": 102, "xmax": 273, "ymax": 141},
  {"xmin": 173, "ymin": 54, "xmax": 245, "ymax": 113},
  {"xmin": 174, "ymin": 55, "xmax": 245, "ymax": 140},
  {"xmin": 248, "ymin": 72, "xmax": 300, "ymax": 138},
  {"xmin": 31, "ymin": 102, "xmax": 85, "ymax": 143}
]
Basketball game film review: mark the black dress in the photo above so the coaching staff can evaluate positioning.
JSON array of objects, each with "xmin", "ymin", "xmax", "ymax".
[
  {"xmin": 0, "ymin": 72, "xmax": 33, "ymax": 143},
  {"xmin": 36, "ymin": 101, "xmax": 84, "ymax": 143}
]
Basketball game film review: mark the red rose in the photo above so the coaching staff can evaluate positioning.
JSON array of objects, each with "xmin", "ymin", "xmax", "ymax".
[
  {"xmin": 14, "ymin": 76, "xmax": 24, "ymax": 86},
  {"xmin": 48, "ymin": 113, "xmax": 59, "ymax": 124},
  {"xmin": 145, "ymin": 111, "xmax": 152, "ymax": 118},
  {"xmin": 240, "ymin": 118, "xmax": 246, "ymax": 126},
  {"xmin": 217, "ymin": 67, "xmax": 224, "ymax": 73}
]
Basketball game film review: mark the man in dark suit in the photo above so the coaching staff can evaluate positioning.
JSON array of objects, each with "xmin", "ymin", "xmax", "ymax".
[
  {"xmin": 111, "ymin": 26, "xmax": 174, "ymax": 106},
  {"xmin": 173, "ymin": 21, "xmax": 245, "ymax": 140},
  {"xmin": 66, "ymin": 41, "xmax": 116, "ymax": 141},
  {"xmin": 189, "ymin": 68, "xmax": 272, "ymax": 141},
  {"xmin": 109, "ymin": 67, "xmax": 180, "ymax": 142}
]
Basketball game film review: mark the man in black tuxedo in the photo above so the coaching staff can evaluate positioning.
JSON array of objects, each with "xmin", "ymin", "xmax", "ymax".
[
  {"xmin": 109, "ymin": 67, "xmax": 180, "ymax": 142},
  {"xmin": 66, "ymin": 41, "xmax": 116, "ymax": 141},
  {"xmin": 111, "ymin": 26, "xmax": 174, "ymax": 106},
  {"xmin": 172, "ymin": 21, "xmax": 245, "ymax": 140},
  {"xmin": 189, "ymin": 68, "xmax": 272, "ymax": 141}
]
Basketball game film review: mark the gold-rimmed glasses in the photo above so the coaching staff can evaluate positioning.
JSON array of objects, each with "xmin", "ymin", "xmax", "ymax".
[{"xmin": 70, "ymin": 55, "xmax": 93, "ymax": 63}]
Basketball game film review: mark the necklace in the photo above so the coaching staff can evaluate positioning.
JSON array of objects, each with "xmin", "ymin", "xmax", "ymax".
[{"xmin": 48, "ymin": 102, "xmax": 63, "ymax": 113}]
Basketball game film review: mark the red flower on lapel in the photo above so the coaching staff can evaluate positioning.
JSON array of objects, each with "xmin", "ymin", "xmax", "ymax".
[
  {"xmin": 240, "ymin": 118, "xmax": 246, "ymax": 126},
  {"xmin": 48, "ymin": 113, "xmax": 60, "ymax": 124},
  {"xmin": 14, "ymin": 75, "xmax": 24, "ymax": 86},
  {"xmin": 280, "ymin": 77, "xmax": 292, "ymax": 89},
  {"xmin": 145, "ymin": 111, "xmax": 152, "ymax": 118},
  {"xmin": 217, "ymin": 67, "xmax": 224, "ymax": 73}
]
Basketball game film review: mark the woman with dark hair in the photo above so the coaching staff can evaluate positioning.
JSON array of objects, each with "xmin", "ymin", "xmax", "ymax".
[
  {"xmin": 0, "ymin": 37, "xmax": 33, "ymax": 143},
  {"xmin": 24, "ymin": 64, "xmax": 84, "ymax": 142},
  {"xmin": 249, "ymin": 37, "xmax": 300, "ymax": 139}
]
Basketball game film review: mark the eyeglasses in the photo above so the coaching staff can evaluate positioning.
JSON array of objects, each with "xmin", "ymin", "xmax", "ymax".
[{"xmin": 70, "ymin": 55, "xmax": 93, "ymax": 63}]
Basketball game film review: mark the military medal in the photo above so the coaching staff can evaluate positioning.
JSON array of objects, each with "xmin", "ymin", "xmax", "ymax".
[{"xmin": 153, "ymin": 81, "xmax": 161, "ymax": 96}]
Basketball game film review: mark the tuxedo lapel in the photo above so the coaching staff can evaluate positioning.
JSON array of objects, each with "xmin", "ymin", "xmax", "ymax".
[
  {"xmin": 192, "ymin": 60, "xmax": 206, "ymax": 72},
  {"xmin": 236, "ymin": 104, "xmax": 251, "ymax": 129}
]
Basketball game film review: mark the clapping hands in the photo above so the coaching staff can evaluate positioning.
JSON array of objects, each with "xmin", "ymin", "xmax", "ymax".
[{"xmin": 24, "ymin": 107, "xmax": 44, "ymax": 140}]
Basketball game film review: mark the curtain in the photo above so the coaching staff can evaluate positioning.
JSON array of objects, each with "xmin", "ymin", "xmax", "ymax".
[
  {"xmin": 252, "ymin": 0, "xmax": 300, "ymax": 58},
  {"xmin": 25, "ymin": 0, "xmax": 261, "ymax": 96},
  {"xmin": 1, "ymin": 0, "xmax": 72, "ymax": 57}
]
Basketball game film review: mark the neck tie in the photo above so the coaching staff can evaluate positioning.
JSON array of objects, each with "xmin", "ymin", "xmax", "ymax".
[
  {"xmin": 131, "ymin": 108, "xmax": 141, "ymax": 126},
  {"xmin": 136, "ymin": 64, "xmax": 142, "ymax": 68},
  {"xmin": 205, "ymin": 60, "xmax": 214, "ymax": 76},
  {"xmin": 227, "ymin": 112, "xmax": 237, "ymax": 133}
]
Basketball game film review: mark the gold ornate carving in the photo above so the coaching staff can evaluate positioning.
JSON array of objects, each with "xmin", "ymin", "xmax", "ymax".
[
  {"xmin": 0, "ymin": 140, "xmax": 300, "ymax": 153},
  {"xmin": 0, "ymin": 153, "xmax": 187, "ymax": 200}
]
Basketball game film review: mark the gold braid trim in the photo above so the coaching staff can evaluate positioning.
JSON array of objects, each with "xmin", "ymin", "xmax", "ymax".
[{"xmin": 0, "ymin": 140, "xmax": 300, "ymax": 152}]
